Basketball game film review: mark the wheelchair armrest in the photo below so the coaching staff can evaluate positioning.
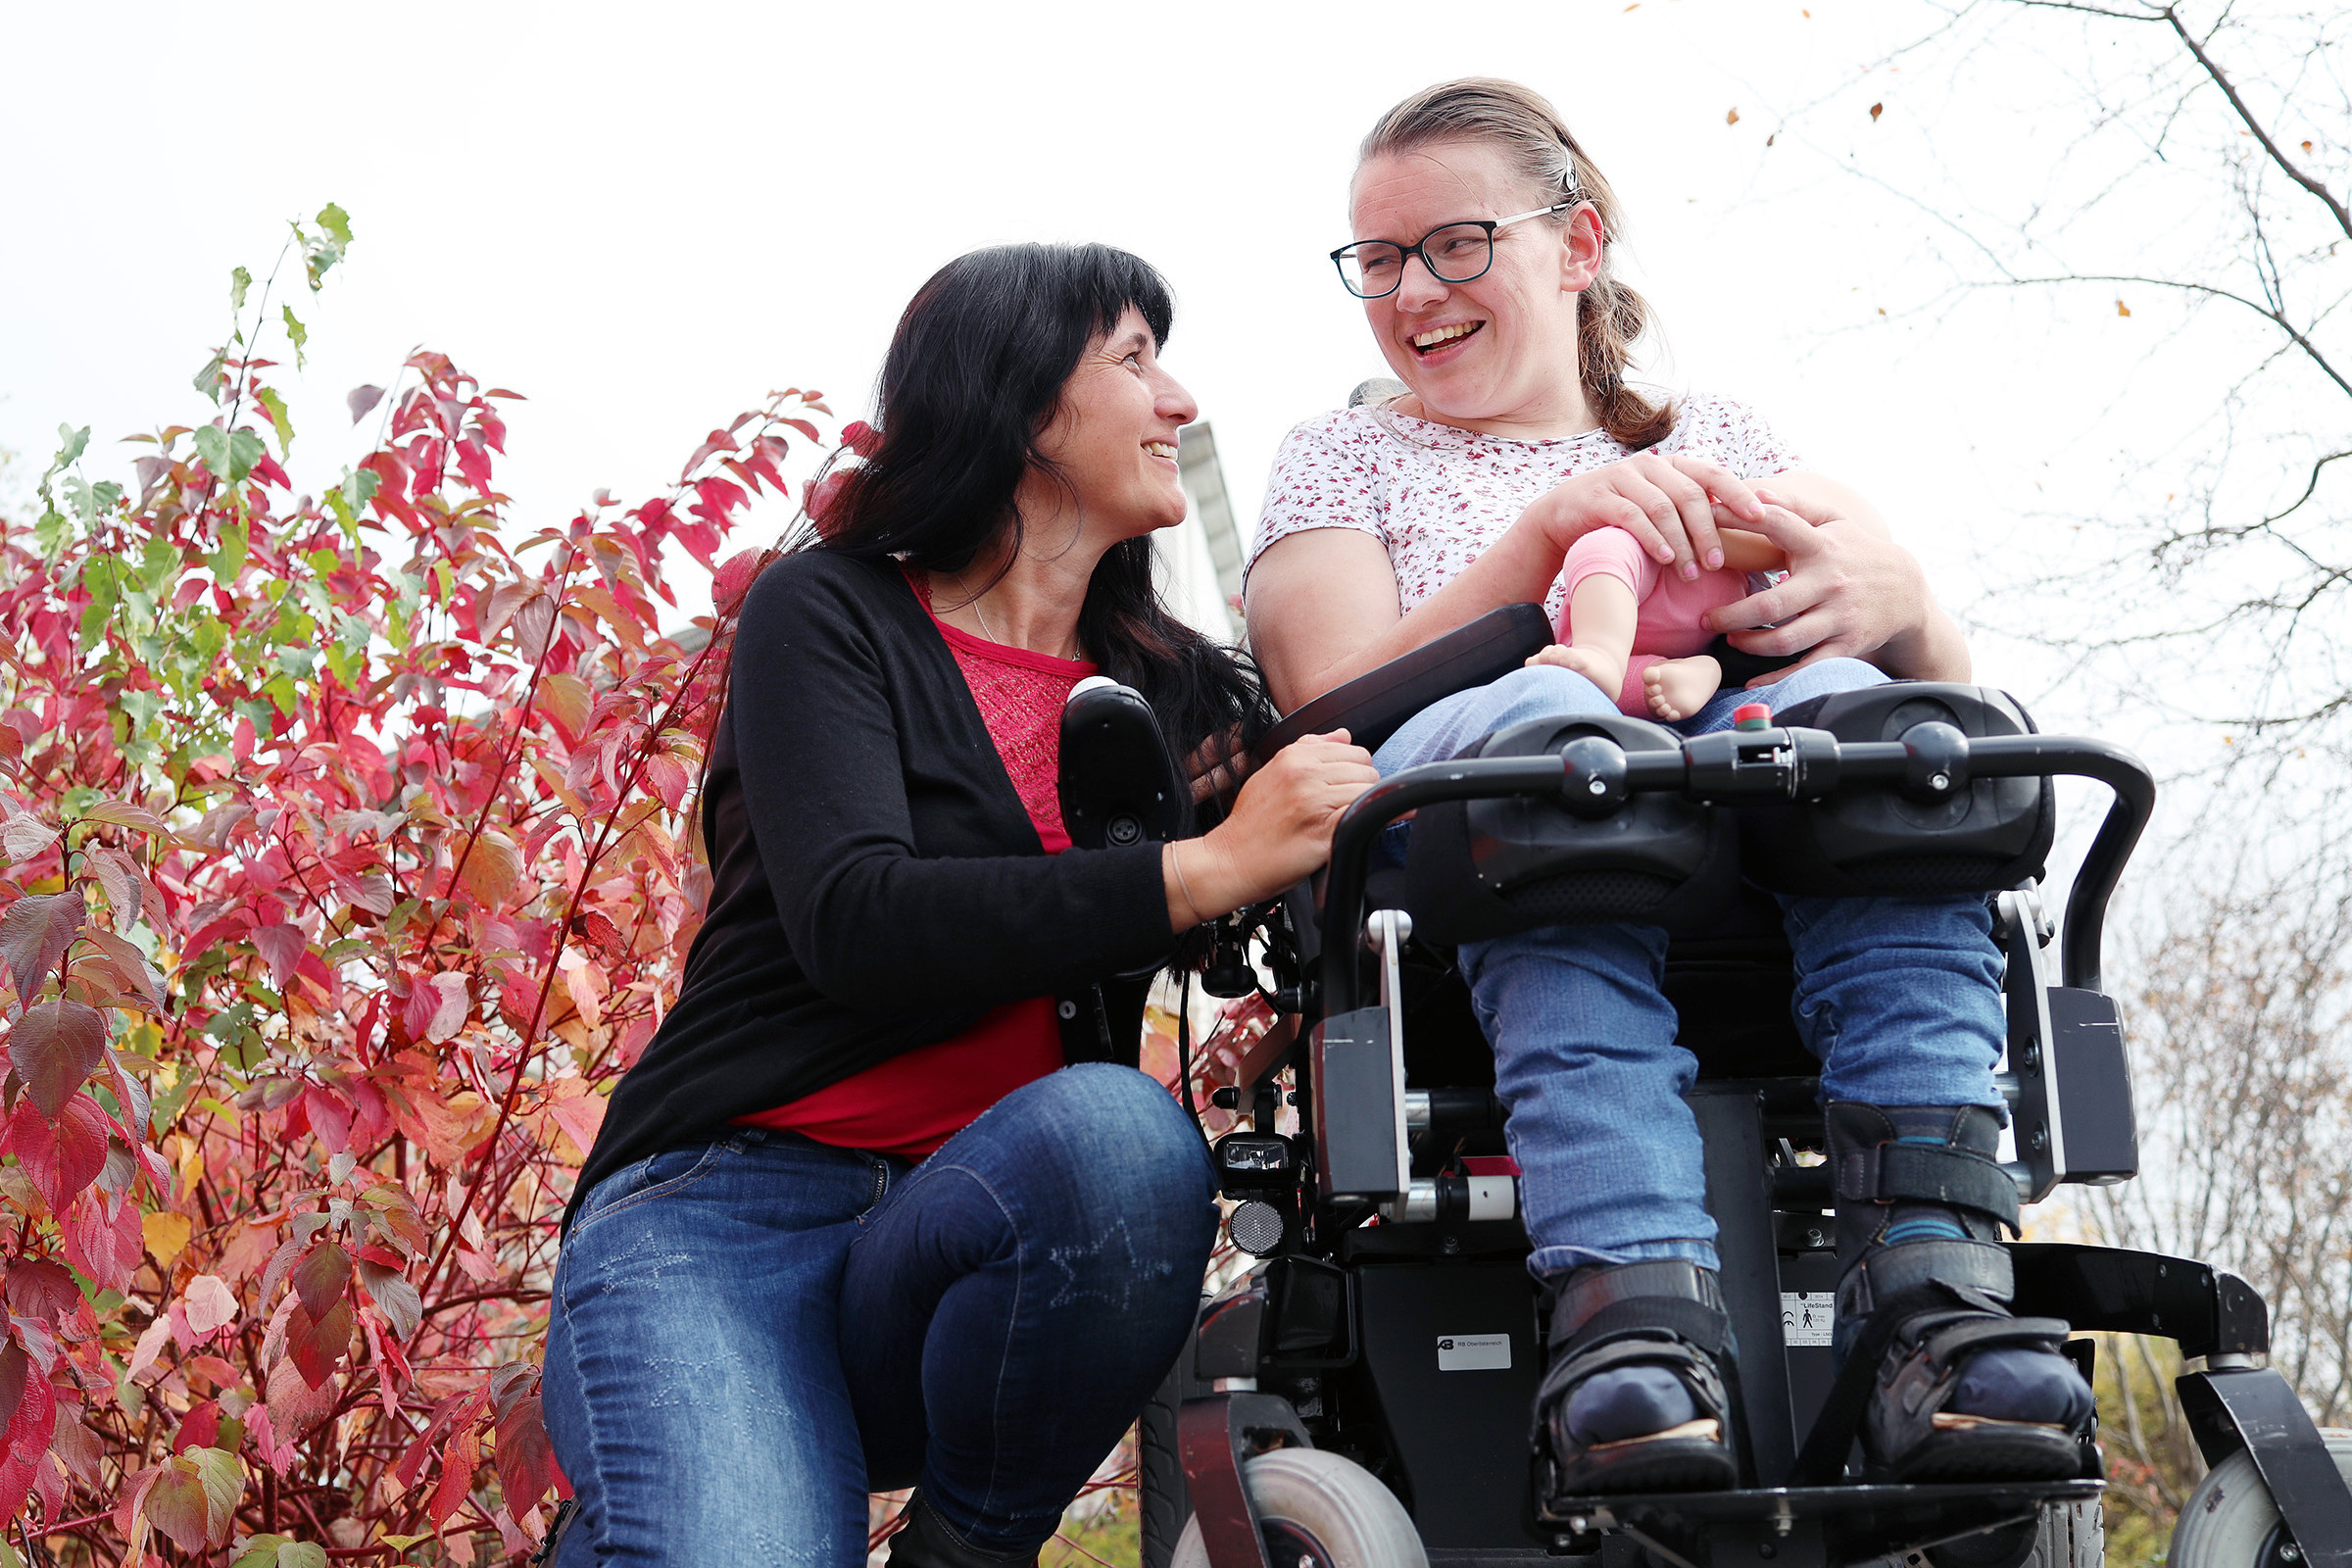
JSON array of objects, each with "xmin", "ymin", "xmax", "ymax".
[{"xmin": 1254, "ymin": 603, "xmax": 1551, "ymax": 762}]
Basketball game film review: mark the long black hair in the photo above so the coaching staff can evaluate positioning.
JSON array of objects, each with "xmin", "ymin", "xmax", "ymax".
[{"xmin": 805, "ymin": 242, "xmax": 1272, "ymax": 770}]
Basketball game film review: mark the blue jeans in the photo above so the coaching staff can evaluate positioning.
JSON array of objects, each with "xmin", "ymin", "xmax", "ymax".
[
  {"xmin": 1374, "ymin": 661, "xmax": 2007, "ymax": 1278},
  {"xmin": 543, "ymin": 1063, "xmax": 1218, "ymax": 1564}
]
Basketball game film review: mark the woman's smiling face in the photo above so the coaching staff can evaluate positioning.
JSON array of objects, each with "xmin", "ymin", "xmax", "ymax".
[
  {"xmin": 1033, "ymin": 305, "xmax": 1198, "ymax": 540},
  {"xmin": 1348, "ymin": 138, "xmax": 1603, "ymax": 434}
]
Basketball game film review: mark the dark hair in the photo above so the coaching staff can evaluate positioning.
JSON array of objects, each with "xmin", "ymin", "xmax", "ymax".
[{"xmin": 803, "ymin": 242, "xmax": 1272, "ymax": 771}]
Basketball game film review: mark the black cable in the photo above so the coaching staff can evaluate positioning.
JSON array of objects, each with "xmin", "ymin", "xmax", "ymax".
[{"xmin": 1176, "ymin": 971, "xmax": 1206, "ymax": 1148}]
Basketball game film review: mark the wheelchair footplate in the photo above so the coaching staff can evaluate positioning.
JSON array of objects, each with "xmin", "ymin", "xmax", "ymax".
[{"xmin": 1535, "ymin": 1478, "xmax": 2102, "ymax": 1568}]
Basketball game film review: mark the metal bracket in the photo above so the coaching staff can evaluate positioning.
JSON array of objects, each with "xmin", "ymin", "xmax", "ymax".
[
  {"xmin": 1997, "ymin": 886, "xmax": 2065, "ymax": 1200},
  {"xmin": 2178, "ymin": 1367, "xmax": 2352, "ymax": 1568},
  {"xmin": 1175, "ymin": 1391, "xmax": 1313, "ymax": 1568}
]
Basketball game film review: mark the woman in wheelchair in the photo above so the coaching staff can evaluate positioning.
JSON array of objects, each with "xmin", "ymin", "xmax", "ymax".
[
  {"xmin": 543, "ymin": 244, "xmax": 1379, "ymax": 1564},
  {"xmin": 1246, "ymin": 79, "xmax": 2095, "ymax": 1499}
]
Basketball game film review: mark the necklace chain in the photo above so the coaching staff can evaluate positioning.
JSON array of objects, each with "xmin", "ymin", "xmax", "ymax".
[{"xmin": 950, "ymin": 572, "xmax": 1079, "ymax": 662}]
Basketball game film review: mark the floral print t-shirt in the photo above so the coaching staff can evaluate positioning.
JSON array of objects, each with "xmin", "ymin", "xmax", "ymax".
[{"xmin": 1246, "ymin": 393, "xmax": 1801, "ymax": 625}]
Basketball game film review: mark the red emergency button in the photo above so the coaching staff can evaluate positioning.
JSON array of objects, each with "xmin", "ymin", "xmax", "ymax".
[{"xmin": 1733, "ymin": 703, "xmax": 1773, "ymax": 732}]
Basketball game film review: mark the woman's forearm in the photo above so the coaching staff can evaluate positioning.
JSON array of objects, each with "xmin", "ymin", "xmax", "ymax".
[
  {"xmin": 1877, "ymin": 598, "xmax": 1973, "ymax": 682},
  {"xmin": 1249, "ymin": 512, "xmax": 1580, "ymax": 713}
]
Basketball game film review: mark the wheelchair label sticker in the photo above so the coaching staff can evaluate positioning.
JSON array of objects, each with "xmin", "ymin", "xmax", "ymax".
[
  {"xmin": 1436, "ymin": 1334, "xmax": 1511, "ymax": 1371},
  {"xmin": 1782, "ymin": 1293, "xmax": 1834, "ymax": 1347}
]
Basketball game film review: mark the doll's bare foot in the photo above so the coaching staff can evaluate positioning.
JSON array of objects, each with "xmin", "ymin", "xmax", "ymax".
[
  {"xmin": 1527, "ymin": 643, "xmax": 1629, "ymax": 703},
  {"xmin": 1644, "ymin": 656, "xmax": 1724, "ymax": 722}
]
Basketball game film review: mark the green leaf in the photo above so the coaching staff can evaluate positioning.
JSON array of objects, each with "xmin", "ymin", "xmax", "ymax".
[
  {"xmin": 191, "ymin": 425, "xmax": 230, "ymax": 480},
  {"xmin": 183, "ymin": 1444, "xmax": 244, "ymax": 1530},
  {"xmin": 281, "ymin": 304, "xmax": 309, "ymax": 368},
  {"xmin": 257, "ymin": 387, "xmax": 295, "ymax": 457},
  {"xmin": 299, "ymin": 203, "xmax": 352, "ymax": 292},
  {"xmin": 138, "ymin": 535, "xmax": 178, "ymax": 597},
  {"xmin": 47, "ymin": 422, "xmax": 89, "ymax": 479},
  {"xmin": 207, "ymin": 518, "xmax": 249, "ymax": 583},
  {"xmin": 193, "ymin": 351, "xmax": 225, "ymax": 404},
  {"xmin": 229, "ymin": 266, "xmax": 251, "ymax": 316},
  {"xmin": 63, "ymin": 475, "xmax": 122, "ymax": 525},
  {"xmin": 193, "ymin": 425, "xmax": 263, "ymax": 485},
  {"xmin": 230, "ymin": 1534, "xmax": 288, "ymax": 1567}
]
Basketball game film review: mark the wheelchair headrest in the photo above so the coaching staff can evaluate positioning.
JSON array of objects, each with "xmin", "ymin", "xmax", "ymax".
[{"xmin": 1058, "ymin": 677, "xmax": 1192, "ymax": 850}]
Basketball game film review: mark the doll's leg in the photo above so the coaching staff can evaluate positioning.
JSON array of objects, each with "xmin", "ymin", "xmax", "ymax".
[
  {"xmin": 1642, "ymin": 655, "xmax": 1724, "ymax": 722},
  {"xmin": 1527, "ymin": 574, "xmax": 1641, "ymax": 708}
]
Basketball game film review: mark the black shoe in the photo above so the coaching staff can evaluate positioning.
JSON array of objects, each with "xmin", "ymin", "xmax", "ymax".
[
  {"xmin": 1534, "ymin": 1258, "xmax": 1740, "ymax": 1497},
  {"xmin": 1825, "ymin": 1103, "xmax": 2094, "ymax": 1483},
  {"xmin": 884, "ymin": 1493, "xmax": 1039, "ymax": 1568}
]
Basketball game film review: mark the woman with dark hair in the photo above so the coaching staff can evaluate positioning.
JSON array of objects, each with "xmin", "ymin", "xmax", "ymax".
[{"xmin": 543, "ymin": 243, "xmax": 1378, "ymax": 1565}]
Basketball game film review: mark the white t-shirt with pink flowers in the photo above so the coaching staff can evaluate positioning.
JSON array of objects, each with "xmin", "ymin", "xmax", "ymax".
[{"xmin": 1246, "ymin": 393, "xmax": 1801, "ymax": 626}]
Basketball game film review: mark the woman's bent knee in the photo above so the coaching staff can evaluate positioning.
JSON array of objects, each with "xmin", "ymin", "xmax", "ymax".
[{"xmin": 1034, "ymin": 1063, "xmax": 1215, "ymax": 1206}]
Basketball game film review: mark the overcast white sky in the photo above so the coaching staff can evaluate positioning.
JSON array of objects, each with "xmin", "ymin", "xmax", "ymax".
[{"xmin": 5, "ymin": 0, "xmax": 2318, "ymax": 796}]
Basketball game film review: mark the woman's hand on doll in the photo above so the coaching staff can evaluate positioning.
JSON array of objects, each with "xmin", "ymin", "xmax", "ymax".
[
  {"xmin": 1520, "ymin": 453, "xmax": 1767, "ymax": 583},
  {"xmin": 1164, "ymin": 730, "xmax": 1379, "ymax": 928},
  {"xmin": 1701, "ymin": 499, "xmax": 1959, "ymax": 683}
]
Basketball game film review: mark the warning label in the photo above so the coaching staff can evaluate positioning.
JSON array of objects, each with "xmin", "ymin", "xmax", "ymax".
[
  {"xmin": 1782, "ymin": 1292, "xmax": 1835, "ymax": 1348},
  {"xmin": 1437, "ymin": 1333, "xmax": 1512, "ymax": 1371}
]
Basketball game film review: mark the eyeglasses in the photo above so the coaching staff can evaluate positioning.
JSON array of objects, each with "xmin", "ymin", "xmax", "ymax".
[{"xmin": 1330, "ymin": 201, "xmax": 1580, "ymax": 299}]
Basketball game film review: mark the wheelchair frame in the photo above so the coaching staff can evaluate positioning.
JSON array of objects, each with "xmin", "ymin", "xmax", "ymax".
[{"xmin": 1143, "ymin": 658, "xmax": 2352, "ymax": 1568}]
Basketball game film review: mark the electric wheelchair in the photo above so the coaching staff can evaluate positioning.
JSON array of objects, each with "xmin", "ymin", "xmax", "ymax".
[{"xmin": 1057, "ymin": 603, "xmax": 2352, "ymax": 1568}]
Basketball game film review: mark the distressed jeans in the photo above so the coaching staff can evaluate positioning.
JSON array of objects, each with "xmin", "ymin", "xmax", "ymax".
[
  {"xmin": 1374, "ymin": 660, "xmax": 2008, "ymax": 1278},
  {"xmin": 543, "ymin": 1062, "xmax": 1218, "ymax": 1564}
]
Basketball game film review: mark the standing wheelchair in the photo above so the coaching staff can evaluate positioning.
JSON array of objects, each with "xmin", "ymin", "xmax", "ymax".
[{"xmin": 1057, "ymin": 604, "xmax": 2352, "ymax": 1568}]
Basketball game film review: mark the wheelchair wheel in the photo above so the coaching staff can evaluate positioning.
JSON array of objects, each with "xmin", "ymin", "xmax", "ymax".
[
  {"xmin": 1167, "ymin": 1448, "xmax": 1426, "ymax": 1568},
  {"xmin": 2172, "ymin": 1430, "xmax": 2352, "ymax": 1568},
  {"xmin": 1862, "ymin": 1497, "xmax": 2102, "ymax": 1568}
]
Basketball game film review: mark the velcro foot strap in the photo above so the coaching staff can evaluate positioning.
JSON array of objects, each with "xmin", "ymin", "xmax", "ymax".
[
  {"xmin": 1536, "ymin": 1260, "xmax": 1733, "ymax": 1450},
  {"xmin": 1835, "ymin": 1138, "xmax": 2022, "ymax": 1235},
  {"xmin": 1837, "ymin": 1237, "xmax": 2014, "ymax": 1321}
]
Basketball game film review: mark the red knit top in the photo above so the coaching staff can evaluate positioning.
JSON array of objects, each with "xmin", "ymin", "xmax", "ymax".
[{"xmin": 734, "ymin": 573, "xmax": 1096, "ymax": 1157}]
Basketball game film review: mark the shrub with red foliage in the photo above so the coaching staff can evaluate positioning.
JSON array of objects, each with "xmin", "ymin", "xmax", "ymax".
[{"xmin": 0, "ymin": 208, "xmax": 829, "ymax": 1564}]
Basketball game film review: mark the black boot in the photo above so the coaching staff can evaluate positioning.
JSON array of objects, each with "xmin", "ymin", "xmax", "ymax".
[
  {"xmin": 1534, "ymin": 1258, "xmax": 1740, "ymax": 1498},
  {"xmin": 1825, "ymin": 1102, "xmax": 2094, "ymax": 1482},
  {"xmin": 884, "ymin": 1493, "xmax": 1039, "ymax": 1568}
]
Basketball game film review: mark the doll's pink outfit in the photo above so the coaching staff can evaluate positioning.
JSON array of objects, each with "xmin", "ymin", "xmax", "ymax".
[{"xmin": 1556, "ymin": 529, "xmax": 1749, "ymax": 716}]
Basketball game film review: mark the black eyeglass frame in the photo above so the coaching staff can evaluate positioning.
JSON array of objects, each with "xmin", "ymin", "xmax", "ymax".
[{"xmin": 1330, "ymin": 199, "xmax": 1582, "ymax": 299}]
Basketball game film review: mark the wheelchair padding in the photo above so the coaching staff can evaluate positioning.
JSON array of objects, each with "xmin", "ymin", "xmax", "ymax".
[
  {"xmin": 1254, "ymin": 603, "xmax": 1550, "ymax": 761},
  {"xmin": 1741, "ymin": 682, "xmax": 2054, "ymax": 898},
  {"xmin": 1403, "ymin": 711, "xmax": 1740, "ymax": 943}
]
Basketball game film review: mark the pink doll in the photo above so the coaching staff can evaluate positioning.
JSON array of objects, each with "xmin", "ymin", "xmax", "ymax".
[{"xmin": 1527, "ymin": 525, "xmax": 1788, "ymax": 720}]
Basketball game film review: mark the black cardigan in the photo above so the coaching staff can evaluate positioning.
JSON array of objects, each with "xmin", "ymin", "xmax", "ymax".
[{"xmin": 571, "ymin": 550, "xmax": 1176, "ymax": 1213}]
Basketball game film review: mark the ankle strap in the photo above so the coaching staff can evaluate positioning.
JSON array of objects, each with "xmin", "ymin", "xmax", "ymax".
[
  {"xmin": 1833, "ymin": 1139, "xmax": 2022, "ymax": 1234},
  {"xmin": 1550, "ymin": 1259, "xmax": 1730, "ymax": 1361},
  {"xmin": 1836, "ymin": 1237, "xmax": 2014, "ymax": 1321}
]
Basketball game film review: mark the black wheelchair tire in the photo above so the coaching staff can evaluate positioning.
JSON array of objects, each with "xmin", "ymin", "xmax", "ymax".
[{"xmin": 1139, "ymin": 1359, "xmax": 1193, "ymax": 1568}]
